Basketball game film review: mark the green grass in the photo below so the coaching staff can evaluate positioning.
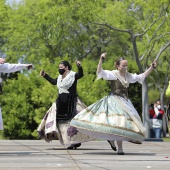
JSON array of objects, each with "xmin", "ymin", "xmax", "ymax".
[
  {"xmin": 162, "ymin": 137, "xmax": 170, "ymax": 142},
  {"xmin": 0, "ymin": 131, "xmax": 5, "ymax": 139}
]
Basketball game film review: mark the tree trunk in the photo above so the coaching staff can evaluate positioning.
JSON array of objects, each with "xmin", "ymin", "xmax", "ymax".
[
  {"xmin": 130, "ymin": 32, "xmax": 150, "ymax": 138},
  {"xmin": 142, "ymin": 80, "xmax": 150, "ymax": 138},
  {"xmin": 160, "ymin": 92, "xmax": 167, "ymax": 137}
]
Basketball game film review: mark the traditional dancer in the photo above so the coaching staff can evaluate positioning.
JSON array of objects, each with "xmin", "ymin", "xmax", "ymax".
[
  {"xmin": 0, "ymin": 57, "xmax": 32, "ymax": 130},
  {"xmin": 37, "ymin": 60, "xmax": 92, "ymax": 149},
  {"xmin": 71, "ymin": 53, "xmax": 157, "ymax": 154}
]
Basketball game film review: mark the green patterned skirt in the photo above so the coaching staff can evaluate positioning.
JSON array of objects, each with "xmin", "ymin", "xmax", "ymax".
[{"xmin": 70, "ymin": 94, "xmax": 146, "ymax": 144}]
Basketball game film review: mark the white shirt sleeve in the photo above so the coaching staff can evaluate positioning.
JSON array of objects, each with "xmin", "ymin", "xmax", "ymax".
[
  {"xmin": 97, "ymin": 69, "xmax": 117, "ymax": 80},
  {"xmin": 0, "ymin": 63, "xmax": 27, "ymax": 73},
  {"xmin": 98, "ymin": 69, "xmax": 146, "ymax": 83},
  {"xmin": 154, "ymin": 108, "xmax": 159, "ymax": 116},
  {"xmin": 128, "ymin": 73, "xmax": 146, "ymax": 84}
]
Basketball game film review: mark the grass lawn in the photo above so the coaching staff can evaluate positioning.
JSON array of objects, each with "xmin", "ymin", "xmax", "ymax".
[
  {"xmin": 0, "ymin": 132, "xmax": 5, "ymax": 139},
  {"xmin": 162, "ymin": 137, "xmax": 170, "ymax": 142}
]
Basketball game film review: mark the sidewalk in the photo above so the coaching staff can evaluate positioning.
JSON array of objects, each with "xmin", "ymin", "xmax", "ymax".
[{"xmin": 0, "ymin": 140, "xmax": 170, "ymax": 170}]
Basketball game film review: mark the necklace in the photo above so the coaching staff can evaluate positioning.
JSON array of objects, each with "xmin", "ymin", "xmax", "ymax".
[{"xmin": 115, "ymin": 70, "xmax": 129, "ymax": 88}]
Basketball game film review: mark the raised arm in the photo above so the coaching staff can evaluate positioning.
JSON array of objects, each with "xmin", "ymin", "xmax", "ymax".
[
  {"xmin": 75, "ymin": 61, "xmax": 83, "ymax": 79},
  {"xmin": 0, "ymin": 63, "xmax": 32, "ymax": 73},
  {"xmin": 40, "ymin": 70, "xmax": 57, "ymax": 85},
  {"xmin": 97, "ymin": 53, "xmax": 107, "ymax": 75},
  {"xmin": 143, "ymin": 61, "xmax": 157, "ymax": 78}
]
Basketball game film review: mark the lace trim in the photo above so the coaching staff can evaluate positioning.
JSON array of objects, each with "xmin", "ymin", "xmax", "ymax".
[
  {"xmin": 113, "ymin": 70, "xmax": 131, "ymax": 88},
  {"xmin": 57, "ymin": 71, "xmax": 76, "ymax": 94}
]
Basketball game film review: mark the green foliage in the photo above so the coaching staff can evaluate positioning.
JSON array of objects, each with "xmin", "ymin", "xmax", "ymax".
[
  {"xmin": 0, "ymin": 0, "xmax": 169, "ymax": 138},
  {"xmin": 1, "ymin": 74, "xmax": 37, "ymax": 139},
  {"xmin": 77, "ymin": 57, "xmax": 109, "ymax": 105},
  {"xmin": 148, "ymin": 89, "xmax": 160, "ymax": 104},
  {"xmin": 0, "ymin": 55, "xmax": 142, "ymax": 139},
  {"xmin": 0, "ymin": 0, "xmax": 11, "ymax": 48},
  {"xmin": 0, "ymin": 57, "xmax": 59, "ymax": 139}
]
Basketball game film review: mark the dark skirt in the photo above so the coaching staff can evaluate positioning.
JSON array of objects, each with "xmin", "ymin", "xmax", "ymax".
[{"xmin": 56, "ymin": 93, "xmax": 77, "ymax": 121}]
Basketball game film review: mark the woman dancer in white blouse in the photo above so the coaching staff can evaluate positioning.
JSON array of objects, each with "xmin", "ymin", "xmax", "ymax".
[
  {"xmin": 71, "ymin": 53, "xmax": 156, "ymax": 155},
  {"xmin": 0, "ymin": 57, "xmax": 32, "ymax": 130}
]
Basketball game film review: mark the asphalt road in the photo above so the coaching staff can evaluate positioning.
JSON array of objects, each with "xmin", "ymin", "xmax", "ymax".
[{"xmin": 0, "ymin": 140, "xmax": 170, "ymax": 170}]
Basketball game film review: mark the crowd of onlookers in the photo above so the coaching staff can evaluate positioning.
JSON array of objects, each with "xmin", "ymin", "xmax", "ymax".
[{"xmin": 149, "ymin": 100, "xmax": 170, "ymax": 139}]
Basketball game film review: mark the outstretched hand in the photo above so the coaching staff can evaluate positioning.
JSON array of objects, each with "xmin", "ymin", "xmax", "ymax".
[
  {"xmin": 0, "ymin": 58, "xmax": 5, "ymax": 64},
  {"xmin": 75, "ymin": 60, "xmax": 81, "ymax": 67},
  {"xmin": 26, "ymin": 64, "xmax": 33, "ymax": 69},
  {"xmin": 100, "ymin": 52, "xmax": 107, "ymax": 61},
  {"xmin": 40, "ymin": 70, "xmax": 45, "ymax": 76},
  {"xmin": 151, "ymin": 61, "xmax": 157, "ymax": 69}
]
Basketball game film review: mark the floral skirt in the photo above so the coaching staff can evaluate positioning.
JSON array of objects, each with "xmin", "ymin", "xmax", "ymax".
[
  {"xmin": 37, "ymin": 98, "xmax": 93, "ymax": 146},
  {"xmin": 70, "ymin": 94, "xmax": 146, "ymax": 144}
]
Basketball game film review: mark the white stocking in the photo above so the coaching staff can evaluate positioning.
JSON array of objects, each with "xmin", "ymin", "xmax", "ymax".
[{"xmin": 116, "ymin": 141, "xmax": 123, "ymax": 153}]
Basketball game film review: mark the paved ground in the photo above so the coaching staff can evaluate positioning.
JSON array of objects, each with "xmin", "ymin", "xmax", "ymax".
[{"xmin": 0, "ymin": 140, "xmax": 170, "ymax": 170}]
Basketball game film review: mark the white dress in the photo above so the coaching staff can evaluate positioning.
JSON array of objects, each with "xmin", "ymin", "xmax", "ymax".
[{"xmin": 70, "ymin": 69, "xmax": 147, "ymax": 144}]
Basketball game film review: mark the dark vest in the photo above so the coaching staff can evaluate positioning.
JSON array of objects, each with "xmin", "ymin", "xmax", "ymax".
[{"xmin": 110, "ymin": 79, "xmax": 128, "ymax": 100}]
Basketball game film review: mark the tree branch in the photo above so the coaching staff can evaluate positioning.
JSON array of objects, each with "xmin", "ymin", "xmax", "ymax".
[
  {"xmin": 146, "ymin": 34, "xmax": 164, "ymax": 59},
  {"xmin": 149, "ymin": 74, "xmax": 161, "ymax": 90},
  {"xmin": 93, "ymin": 23, "xmax": 130, "ymax": 34},
  {"xmin": 140, "ymin": 31, "xmax": 169, "ymax": 62},
  {"xmin": 81, "ymin": 45, "xmax": 97, "ymax": 58},
  {"xmin": 148, "ymin": 19, "xmax": 166, "ymax": 44},
  {"xmin": 135, "ymin": 17, "xmax": 161, "ymax": 37},
  {"xmin": 135, "ymin": 4, "xmax": 169, "ymax": 37},
  {"xmin": 155, "ymin": 41, "xmax": 170, "ymax": 61}
]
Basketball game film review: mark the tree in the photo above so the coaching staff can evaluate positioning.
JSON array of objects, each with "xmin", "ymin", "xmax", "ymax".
[
  {"xmin": 0, "ymin": 58, "xmax": 57, "ymax": 139},
  {"xmin": 148, "ymin": 52, "xmax": 170, "ymax": 136},
  {"xmin": 1, "ymin": 0, "xmax": 169, "ymax": 139},
  {"xmin": 92, "ymin": 0, "xmax": 170, "ymax": 137}
]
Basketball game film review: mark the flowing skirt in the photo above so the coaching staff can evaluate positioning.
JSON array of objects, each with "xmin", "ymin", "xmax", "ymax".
[
  {"xmin": 70, "ymin": 94, "xmax": 146, "ymax": 144},
  {"xmin": 37, "ymin": 98, "xmax": 93, "ymax": 146}
]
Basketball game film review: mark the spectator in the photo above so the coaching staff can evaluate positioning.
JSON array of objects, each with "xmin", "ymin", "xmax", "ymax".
[{"xmin": 149, "ymin": 100, "xmax": 164, "ymax": 138}]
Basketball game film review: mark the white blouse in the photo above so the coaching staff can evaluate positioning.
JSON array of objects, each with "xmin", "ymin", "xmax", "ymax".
[
  {"xmin": 0, "ymin": 63, "xmax": 27, "ymax": 73},
  {"xmin": 98, "ymin": 69, "xmax": 146, "ymax": 85}
]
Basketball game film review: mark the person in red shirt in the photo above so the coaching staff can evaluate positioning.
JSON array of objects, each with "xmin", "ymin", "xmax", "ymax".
[{"xmin": 149, "ymin": 100, "xmax": 164, "ymax": 138}]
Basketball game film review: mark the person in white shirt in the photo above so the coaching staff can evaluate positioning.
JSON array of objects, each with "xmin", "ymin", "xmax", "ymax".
[
  {"xmin": 0, "ymin": 59, "xmax": 32, "ymax": 73},
  {"xmin": 0, "ymin": 57, "xmax": 32, "ymax": 130},
  {"xmin": 71, "ymin": 52, "xmax": 157, "ymax": 155}
]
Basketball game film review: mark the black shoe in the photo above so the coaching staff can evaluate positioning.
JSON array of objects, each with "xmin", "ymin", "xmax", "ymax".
[
  {"xmin": 118, "ymin": 151, "xmax": 124, "ymax": 155},
  {"xmin": 67, "ymin": 143, "xmax": 81, "ymax": 150},
  {"xmin": 107, "ymin": 140, "xmax": 117, "ymax": 151}
]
